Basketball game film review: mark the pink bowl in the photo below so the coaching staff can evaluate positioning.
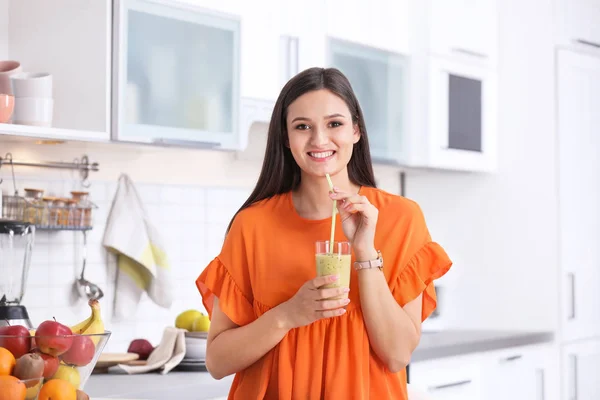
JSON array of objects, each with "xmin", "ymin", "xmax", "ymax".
[
  {"xmin": 0, "ymin": 60, "xmax": 21, "ymax": 95},
  {"xmin": 0, "ymin": 94, "xmax": 14, "ymax": 123}
]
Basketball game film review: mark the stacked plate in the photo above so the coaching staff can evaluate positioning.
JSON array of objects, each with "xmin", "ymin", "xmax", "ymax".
[{"xmin": 177, "ymin": 331, "xmax": 208, "ymax": 372}]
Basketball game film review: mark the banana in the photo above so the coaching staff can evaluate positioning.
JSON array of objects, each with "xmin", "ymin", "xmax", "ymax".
[{"xmin": 70, "ymin": 299, "xmax": 105, "ymax": 345}]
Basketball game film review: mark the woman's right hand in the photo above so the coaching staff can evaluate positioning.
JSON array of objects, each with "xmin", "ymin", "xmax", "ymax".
[{"xmin": 277, "ymin": 275, "xmax": 350, "ymax": 330}]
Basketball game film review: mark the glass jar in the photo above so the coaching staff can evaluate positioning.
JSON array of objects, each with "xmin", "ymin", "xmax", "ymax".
[
  {"xmin": 41, "ymin": 197, "xmax": 57, "ymax": 228},
  {"xmin": 70, "ymin": 191, "xmax": 93, "ymax": 228},
  {"xmin": 23, "ymin": 188, "xmax": 44, "ymax": 225},
  {"xmin": 53, "ymin": 198, "xmax": 68, "ymax": 226},
  {"xmin": 65, "ymin": 199, "xmax": 78, "ymax": 228}
]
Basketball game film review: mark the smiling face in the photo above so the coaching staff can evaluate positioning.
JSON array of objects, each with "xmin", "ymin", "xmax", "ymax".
[{"xmin": 286, "ymin": 89, "xmax": 361, "ymax": 179}]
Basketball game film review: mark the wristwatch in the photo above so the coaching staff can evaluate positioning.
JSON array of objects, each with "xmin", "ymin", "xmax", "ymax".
[{"xmin": 353, "ymin": 250, "xmax": 384, "ymax": 271}]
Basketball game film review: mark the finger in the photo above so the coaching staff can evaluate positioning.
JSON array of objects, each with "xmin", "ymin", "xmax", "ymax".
[
  {"xmin": 330, "ymin": 192, "xmax": 368, "ymax": 205},
  {"xmin": 315, "ymin": 286, "xmax": 350, "ymax": 300},
  {"xmin": 318, "ymin": 308, "xmax": 347, "ymax": 319},
  {"xmin": 316, "ymin": 297, "xmax": 351, "ymax": 311},
  {"xmin": 310, "ymin": 274, "xmax": 339, "ymax": 289}
]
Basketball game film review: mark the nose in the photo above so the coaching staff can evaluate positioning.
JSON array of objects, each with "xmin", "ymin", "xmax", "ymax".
[{"xmin": 309, "ymin": 126, "xmax": 329, "ymax": 147}]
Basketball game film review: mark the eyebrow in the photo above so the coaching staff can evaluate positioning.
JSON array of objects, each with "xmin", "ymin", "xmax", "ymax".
[{"xmin": 290, "ymin": 113, "xmax": 347, "ymax": 123}]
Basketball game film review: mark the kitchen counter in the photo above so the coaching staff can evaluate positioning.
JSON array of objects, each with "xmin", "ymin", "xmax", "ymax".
[
  {"xmin": 86, "ymin": 330, "xmax": 553, "ymax": 399},
  {"xmin": 412, "ymin": 329, "xmax": 554, "ymax": 362}
]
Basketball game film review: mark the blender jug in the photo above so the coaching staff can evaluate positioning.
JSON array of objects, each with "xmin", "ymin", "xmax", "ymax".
[{"xmin": 0, "ymin": 219, "xmax": 35, "ymax": 328}]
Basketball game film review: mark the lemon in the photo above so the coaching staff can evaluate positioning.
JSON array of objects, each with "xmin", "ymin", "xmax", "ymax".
[{"xmin": 175, "ymin": 310, "xmax": 203, "ymax": 331}]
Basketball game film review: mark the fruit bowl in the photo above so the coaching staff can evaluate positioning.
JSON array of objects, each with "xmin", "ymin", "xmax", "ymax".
[{"xmin": 0, "ymin": 331, "xmax": 111, "ymax": 392}]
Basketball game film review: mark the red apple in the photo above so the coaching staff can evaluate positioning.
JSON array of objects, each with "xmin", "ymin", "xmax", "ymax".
[
  {"xmin": 0, "ymin": 324, "xmax": 32, "ymax": 359},
  {"xmin": 127, "ymin": 339, "xmax": 154, "ymax": 361},
  {"xmin": 35, "ymin": 319, "xmax": 73, "ymax": 357},
  {"xmin": 61, "ymin": 334, "xmax": 95, "ymax": 366},
  {"xmin": 30, "ymin": 349, "xmax": 60, "ymax": 379}
]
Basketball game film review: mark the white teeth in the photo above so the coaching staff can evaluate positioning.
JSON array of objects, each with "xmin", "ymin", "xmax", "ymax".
[{"xmin": 309, "ymin": 151, "xmax": 334, "ymax": 158}]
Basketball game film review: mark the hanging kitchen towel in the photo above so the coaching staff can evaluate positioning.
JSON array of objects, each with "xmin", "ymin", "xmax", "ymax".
[{"xmin": 102, "ymin": 173, "xmax": 174, "ymax": 319}]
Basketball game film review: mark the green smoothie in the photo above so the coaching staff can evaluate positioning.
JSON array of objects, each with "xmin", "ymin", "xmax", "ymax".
[{"xmin": 315, "ymin": 253, "xmax": 351, "ymax": 300}]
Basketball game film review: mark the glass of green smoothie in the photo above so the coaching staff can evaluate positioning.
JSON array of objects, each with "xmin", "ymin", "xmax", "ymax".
[{"xmin": 315, "ymin": 240, "xmax": 351, "ymax": 300}]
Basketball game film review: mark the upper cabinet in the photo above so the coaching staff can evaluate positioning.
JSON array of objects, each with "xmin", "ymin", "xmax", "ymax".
[
  {"xmin": 327, "ymin": 38, "xmax": 409, "ymax": 163},
  {"xmin": 557, "ymin": 0, "xmax": 600, "ymax": 50},
  {"xmin": 112, "ymin": 0, "xmax": 241, "ymax": 149},
  {"xmin": 402, "ymin": 0, "xmax": 499, "ymax": 173},
  {"xmin": 429, "ymin": 0, "xmax": 498, "ymax": 63},
  {"xmin": 0, "ymin": 0, "xmax": 112, "ymax": 141}
]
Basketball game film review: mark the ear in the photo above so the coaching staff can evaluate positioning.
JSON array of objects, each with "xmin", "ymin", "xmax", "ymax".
[{"xmin": 352, "ymin": 123, "xmax": 361, "ymax": 144}]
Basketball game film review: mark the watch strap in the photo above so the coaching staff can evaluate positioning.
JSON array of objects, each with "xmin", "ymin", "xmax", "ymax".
[{"xmin": 354, "ymin": 250, "xmax": 383, "ymax": 271}]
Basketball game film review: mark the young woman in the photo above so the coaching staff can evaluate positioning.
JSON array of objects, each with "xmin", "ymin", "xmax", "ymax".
[{"xmin": 196, "ymin": 67, "xmax": 452, "ymax": 399}]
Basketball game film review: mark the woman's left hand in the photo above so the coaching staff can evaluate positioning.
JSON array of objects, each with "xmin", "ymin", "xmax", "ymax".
[{"xmin": 330, "ymin": 188, "xmax": 379, "ymax": 253}]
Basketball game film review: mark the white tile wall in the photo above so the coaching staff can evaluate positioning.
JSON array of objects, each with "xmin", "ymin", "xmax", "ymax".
[{"xmin": 8, "ymin": 177, "xmax": 251, "ymax": 353}]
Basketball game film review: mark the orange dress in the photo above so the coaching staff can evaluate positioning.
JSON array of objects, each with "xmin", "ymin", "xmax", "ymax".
[{"xmin": 196, "ymin": 186, "xmax": 452, "ymax": 399}]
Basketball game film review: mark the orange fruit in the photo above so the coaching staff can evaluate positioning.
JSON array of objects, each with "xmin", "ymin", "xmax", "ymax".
[
  {"xmin": 0, "ymin": 347, "xmax": 16, "ymax": 376},
  {"xmin": 0, "ymin": 375, "xmax": 26, "ymax": 400},
  {"xmin": 37, "ymin": 379, "xmax": 76, "ymax": 400}
]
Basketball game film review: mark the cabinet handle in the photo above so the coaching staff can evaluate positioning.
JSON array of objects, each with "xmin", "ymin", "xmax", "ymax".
[
  {"xmin": 569, "ymin": 354, "xmax": 578, "ymax": 400},
  {"xmin": 567, "ymin": 273, "xmax": 576, "ymax": 320},
  {"xmin": 428, "ymin": 379, "xmax": 472, "ymax": 391},
  {"xmin": 451, "ymin": 47, "xmax": 489, "ymax": 59},
  {"xmin": 500, "ymin": 354, "xmax": 522, "ymax": 363},
  {"xmin": 151, "ymin": 138, "xmax": 221, "ymax": 149},
  {"xmin": 575, "ymin": 39, "xmax": 600, "ymax": 49},
  {"xmin": 536, "ymin": 368, "xmax": 545, "ymax": 400}
]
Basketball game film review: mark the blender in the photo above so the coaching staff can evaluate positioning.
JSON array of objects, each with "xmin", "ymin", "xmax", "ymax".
[{"xmin": 0, "ymin": 219, "xmax": 35, "ymax": 328}]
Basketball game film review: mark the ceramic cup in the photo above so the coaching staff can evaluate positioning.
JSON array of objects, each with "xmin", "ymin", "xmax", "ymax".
[
  {"xmin": 0, "ymin": 94, "xmax": 15, "ymax": 123},
  {"xmin": 13, "ymin": 97, "xmax": 53, "ymax": 127},
  {"xmin": 10, "ymin": 72, "xmax": 53, "ymax": 98},
  {"xmin": 0, "ymin": 61, "xmax": 22, "ymax": 96}
]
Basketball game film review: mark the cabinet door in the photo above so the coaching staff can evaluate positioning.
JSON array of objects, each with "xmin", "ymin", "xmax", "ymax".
[
  {"xmin": 410, "ymin": 354, "xmax": 483, "ymax": 400},
  {"xmin": 113, "ymin": 0, "xmax": 241, "ymax": 149},
  {"xmin": 482, "ymin": 349, "xmax": 546, "ymax": 400},
  {"xmin": 558, "ymin": 0, "xmax": 600, "ymax": 49},
  {"xmin": 6, "ymin": 0, "xmax": 111, "ymax": 137},
  {"xmin": 562, "ymin": 340, "xmax": 600, "ymax": 400},
  {"xmin": 429, "ymin": 0, "xmax": 497, "ymax": 62},
  {"xmin": 557, "ymin": 50, "xmax": 600, "ymax": 342},
  {"xmin": 426, "ymin": 56, "xmax": 497, "ymax": 172},
  {"xmin": 240, "ymin": 0, "xmax": 281, "ymax": 101},
  {"xmin": 327, "ymin": 39, "xmax": 408, "ymax": 163}
]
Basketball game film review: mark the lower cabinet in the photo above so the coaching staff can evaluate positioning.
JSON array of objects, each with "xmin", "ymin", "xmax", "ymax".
[{"xmin": 410, "ymin": 344, "xmax": 558, "ymax": 400}]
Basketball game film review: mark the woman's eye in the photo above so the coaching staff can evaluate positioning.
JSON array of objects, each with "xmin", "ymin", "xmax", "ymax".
[
  {"xmin": 295, "ymin": 124, "xmax": 310, "ymax": 131},
  {"xmin": 329, "ymin": 121, "xmax": 343, "ymax": 128}
]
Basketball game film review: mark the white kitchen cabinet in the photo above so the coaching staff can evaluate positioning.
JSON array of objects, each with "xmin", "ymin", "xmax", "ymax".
[
  {"xmin": 562, "ymin": 340, "xmax": 600, "ymax": 400},
  {"xmin": 0, "ymin": 0, "xmax": 111, "ymax": 141},
  {"xmin": 429, "ymin": 0, "xmax": 498, "ymax": 63},
  {"xmin": 410, "ymin": 352, "xmax": 484, "ymax": 399},
  {"xmin": 482, "ymin": 345, "xmax": 558, "ymax": 400},
  {"xmin": 556, "ymin": 0, "xmax": 600, "ymax": 51},
  {"xmin": 239, "ymin": 0, "xmax": 281, "ymax": 101},
  {"xmin": 112, "ymin": 0, "xmax": 241, "ymax": 149},
  {"xmin": 326, "ymin": 38, "xmax": 408, "ymax": 163},
  {"xmin": 405, "ymin": 56, "xmax": 497, "ymax": 172},
  {"xmin": 557, "ymin": 49, "xmax": 600, "ymax": 342},
  {"xmin": 324, "ymin": 0, "xmax": 410, "ymax": 54}
]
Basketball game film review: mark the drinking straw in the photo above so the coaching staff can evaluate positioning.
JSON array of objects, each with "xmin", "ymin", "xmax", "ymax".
[{"xmin": 325, "ymin": 174, "xmax": 336, "ymax": 253}]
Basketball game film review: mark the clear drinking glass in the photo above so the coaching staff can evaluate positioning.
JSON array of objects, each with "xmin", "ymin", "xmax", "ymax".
[{"xmin": 315, "ymin": 241, "xmax": 352, "ymax": 300}]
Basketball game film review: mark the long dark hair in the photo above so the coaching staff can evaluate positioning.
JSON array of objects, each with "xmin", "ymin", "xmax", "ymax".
[{"xmin": 227, "ymin": 67, "xmax": 377, "ymax": 233}]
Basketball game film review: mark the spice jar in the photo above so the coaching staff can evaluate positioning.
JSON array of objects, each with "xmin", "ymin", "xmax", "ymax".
[
  {"xmin": 53, "ymin": 198, "xmax": 68, "ymax": 226},
  {"xmin": 23, "ymin": 188, "xmax": 44, "ymax": 225},
  {"xmin": 41, "ymin": 196, "xmax": 56, "ymax": 228}
]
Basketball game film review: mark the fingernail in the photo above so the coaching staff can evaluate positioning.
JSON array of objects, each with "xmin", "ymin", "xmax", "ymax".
[
  {"xmin": 340, "ymin": 309, "xmax": 347, "ymax": 314},
  {"xmin": 343, "ymin": 288, "xmax": 350, "ymax": 293},
  {"xmin": 331, "ymin": 275, "xmax": 339, "ymax": 281},
  {"xmin": 343, "ymin": 298, "xmax": 350, "ymax": 304}
]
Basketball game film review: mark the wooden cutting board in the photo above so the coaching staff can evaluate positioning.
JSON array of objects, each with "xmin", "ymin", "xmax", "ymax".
[{"xmin": 93, "ymin": 353, "xmax": 143, "ymax": 374}]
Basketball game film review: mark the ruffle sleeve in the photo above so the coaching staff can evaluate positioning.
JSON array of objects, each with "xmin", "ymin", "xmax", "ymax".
[
  {"xmin": 196, "ymin": 257, "xmax": 255, "ymax": 327},
  {"xmin": 195, "ymin": 210, "xmax": 256, "ymax": 327},
  {"xmin": 390, "ymin": 241, "xmax": 452, "ymax": 322}
]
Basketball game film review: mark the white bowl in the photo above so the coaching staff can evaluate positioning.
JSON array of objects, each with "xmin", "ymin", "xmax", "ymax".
[
  {"xmin": 10, "ymin": 72, "xmax": 53, "ymax": 98},
  {"xmin": 184, "ymin": 337, "xmax": 207, "ymax": 360},
  {"xmin": 13, "ymin": 97, "xmax": 53, "ymax": 126}
]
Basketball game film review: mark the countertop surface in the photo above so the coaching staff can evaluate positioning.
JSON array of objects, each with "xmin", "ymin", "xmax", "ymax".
[{"xmin": 86, "ymin": 329, "xmax": 554, "ymax": 399}]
